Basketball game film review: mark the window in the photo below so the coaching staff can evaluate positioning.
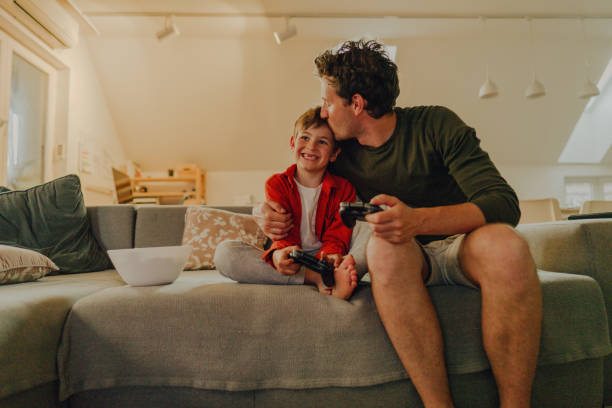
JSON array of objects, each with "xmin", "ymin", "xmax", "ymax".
[
  {"xmin": 565, "ymin": 181, "xmax": 593, "ymax": 208},
  {"xmin": 604, "ymin": 182, "xmax": 612, "ymax": 201},
  {"xmin": 0, "ymin": 30, "xmax": 57, "ymax": 189},
  {"xmin": 564, "ymin": 176, "xmax": 612, "ymax": 208}
]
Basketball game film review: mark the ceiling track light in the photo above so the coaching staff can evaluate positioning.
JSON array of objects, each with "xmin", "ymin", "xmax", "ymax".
[
  {"xmin": 273, "ymin": 17, "xmax": 297, "ymax": 45},
  {"xmin": 525, "ymin": 17, "xmax": 546, "ymax": 99},
  {"xmin": 156, "ymin": 15, "xmax": 180, "ymax": 42},
  {"xmin": 578, "ymin": 17, "xmax": 600, "ymax": 99},
  {"xmin": 478, "ymin": 16, "xmax": 499, "ymax": 99}
]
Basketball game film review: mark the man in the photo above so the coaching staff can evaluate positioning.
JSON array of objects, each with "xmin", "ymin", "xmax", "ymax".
[{"xmin": 255, "ymin": 40, "xmax": 542, "ymax": 408}]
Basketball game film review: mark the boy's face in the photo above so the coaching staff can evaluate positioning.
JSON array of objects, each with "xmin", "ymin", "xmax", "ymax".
[{"xmin": 291, "ymin": 124, "xmax": 339, "ymax": 174}]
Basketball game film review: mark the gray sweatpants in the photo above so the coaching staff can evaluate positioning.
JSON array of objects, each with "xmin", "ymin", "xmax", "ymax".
[{"xmin": 213, "ymin": 221, "xmax": 371, "ymax": 285}]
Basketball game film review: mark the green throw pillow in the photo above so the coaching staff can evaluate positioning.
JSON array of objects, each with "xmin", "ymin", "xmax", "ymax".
[{"xmin": 0, "ymin": 174, "xmax": 111, "ymax": 273}]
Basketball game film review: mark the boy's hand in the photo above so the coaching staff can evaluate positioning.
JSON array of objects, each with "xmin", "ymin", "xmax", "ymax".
[
  {"xmin": 272, "ymin": 246, "xmax": 301, "ymax": 275},
  {"xmin": 253, "ymin": 200, "xmax": 293, "ymax": 240},
  {"xmin": 319, "ymin": 251, "xmax": 342, "ymax": 268},
  {"xmin": 366, "ymin": 194, "xmax": 424, "ymax": 244}
]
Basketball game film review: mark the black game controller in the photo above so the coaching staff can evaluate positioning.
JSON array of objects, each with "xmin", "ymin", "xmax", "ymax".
[
  {"xmin": 288, "ymin": 250, "xmax": 335, "ymax": 287},
  {"xmin": 339, "ymin": 202, "xmax": 383, "ymax": 228}
]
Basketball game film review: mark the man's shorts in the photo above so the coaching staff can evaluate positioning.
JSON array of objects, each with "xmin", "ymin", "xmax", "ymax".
[{"xmin": 420, "ymin": 234, "xmax": 477, "ymax": 289}]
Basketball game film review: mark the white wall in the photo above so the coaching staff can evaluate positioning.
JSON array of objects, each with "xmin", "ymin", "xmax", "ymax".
[
  {"xmin": 201, "ymin": 163, "xmax": 612, "ymax": 207},
  {"xmin": 58, "ymin": 36, "xmax": 127, "ymax": 205},
  {"xmin": 499, "ymin": 163, "xmax": 612, "ymax": 206},
  {"xmin": 0, "ymin": 10, "xmax": 127, "ymax": 205},
  {"xmin": 74, "ymin": 16, "xmax": 612, "ymax": 207}
]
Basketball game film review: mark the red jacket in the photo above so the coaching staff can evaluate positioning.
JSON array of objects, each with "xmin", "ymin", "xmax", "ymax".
[{"xmin": 262, "ymin": 164, "xmax": 356, "ymax": 267}]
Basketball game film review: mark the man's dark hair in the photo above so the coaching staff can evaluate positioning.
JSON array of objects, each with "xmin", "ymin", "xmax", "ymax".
[{"xmin": 314, "ymin": 39, "xmax": 399, "ymax": 119}]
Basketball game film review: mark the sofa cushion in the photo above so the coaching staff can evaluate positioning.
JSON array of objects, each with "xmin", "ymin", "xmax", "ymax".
[
  {"xmin": 134, "ymin": 206, "xmax": 254, "ymax": 249},
  {"xmin": 87, "ymin": 206, "xmax": 136, "ymax": 251},
  {"xmin": 0, "ymin": 245, "xmax": 58, "ymax": 284},
  {"xmin": 0, "ymin": 270, "xmax": 125, "ymax": 400},
  {"xmin": 0, "ymin": 175, "xmax": 111, "ymax": 273},
  {"xmin": 182, "ymin": 207, "xmax": 267, "ymax": 270},
  {"xmin": 58, "ymin": 270, "xmax": 611, "ymax": 400},
  {"xmin": 518, "ymin": 218, "xmax": 612, "ymax": 404}
]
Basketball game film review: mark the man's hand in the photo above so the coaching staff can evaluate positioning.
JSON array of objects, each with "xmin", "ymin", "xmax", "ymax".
[
  {"xmin": 365, "ymin": 194, "xmax": 424, "ymax": 244},
  {"xmin": 252, "ymin": 200, "xmax": 293, "ymax": 240},
  {"xmin": 272, "ymin": 246, "xmax": 301, "ymax": 275}
]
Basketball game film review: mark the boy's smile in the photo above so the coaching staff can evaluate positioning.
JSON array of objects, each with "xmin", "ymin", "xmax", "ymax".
[{"xmin": 291, "ymin": 124, "xmax": 340, "ymax": 186}]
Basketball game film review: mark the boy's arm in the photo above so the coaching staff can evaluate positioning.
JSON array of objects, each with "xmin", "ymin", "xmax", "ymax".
[{"xmin": 318, "ymin": 182, "xmax": 356, "ymax": 259}]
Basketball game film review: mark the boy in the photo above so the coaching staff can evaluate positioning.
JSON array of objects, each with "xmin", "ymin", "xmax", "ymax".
[{"xmin": 214, "ymin": 107, "xmax": 359, "ymax": 299}]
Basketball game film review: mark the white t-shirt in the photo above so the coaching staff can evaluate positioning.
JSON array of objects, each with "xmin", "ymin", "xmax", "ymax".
[{"xmin": 294, "ymin": 179, "xmax": 322, "ymax": 252}]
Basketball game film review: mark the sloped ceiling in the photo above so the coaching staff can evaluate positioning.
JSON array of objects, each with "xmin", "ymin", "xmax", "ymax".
[{"xmin": 73, "ymin": 0, "xmax": 612, "ymax": 171}]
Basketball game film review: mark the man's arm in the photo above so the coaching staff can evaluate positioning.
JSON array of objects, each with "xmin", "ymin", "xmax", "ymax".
[
  {"xmin": 366, "ymin": 195, "xmax": 485, "ymax": 244},
  {"xmin": 432, "ymin": 106, "xmax": 520, "ymax": 227},
  {"xmin": 252, "ymin": 201, "xmax": 294, "ymax": 241}
]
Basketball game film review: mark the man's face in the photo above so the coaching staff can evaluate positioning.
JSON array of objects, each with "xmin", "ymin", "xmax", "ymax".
[{"xmin": 320, "ymin": 78, "xmax": 355, "ymax": 142}]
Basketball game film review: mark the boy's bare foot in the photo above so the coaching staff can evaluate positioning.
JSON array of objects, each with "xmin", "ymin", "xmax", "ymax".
[{"xmin": 331, "ymin": 255, "xmax": 358, "ymax": 300}]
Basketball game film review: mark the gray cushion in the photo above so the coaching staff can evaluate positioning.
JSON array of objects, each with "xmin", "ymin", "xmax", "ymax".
[
  {"xmin": 134, "ymin": 206, "xmax": 188, "ymax": 248},
  {"xmin": 0, "ymin": 270, "xmax": 124, "ymax": 399},
  {"xmin": 518, "ymin": 219, "xmax": 612, "ymax": 404},
  {"xmin": 134, "ymin": 206, "xmax": 253, "ymax": 248},
  {"xmin": 58, "ymin": 270, "xmax": 611, "ymax": 400},
  {"xmin": 87, "ymin": 206, "xmax": 135, "ymax": 250},
  {"xmin": 0, "ymin": 175, "xmax": 111, "ymax": 273}
]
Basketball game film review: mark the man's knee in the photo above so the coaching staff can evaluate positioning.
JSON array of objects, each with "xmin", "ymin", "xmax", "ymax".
[
  {"xmin": 461, "ymin": 223, "xmax": 536, "ymax": 288},
  {"xmin": 366, "ymin": 235, "xmax": 427, "ymax": 284}
]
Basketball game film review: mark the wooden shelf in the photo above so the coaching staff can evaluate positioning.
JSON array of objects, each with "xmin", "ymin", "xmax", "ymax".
[
  {"xmin": 132, "ymin": 177, "xmax": 197, "ymax": 183},
  {"xmin": 130, "ymin": 167, "xmax": 206, "ymax": 204},
  {"xmin": 132, "ymin": 192, "xmax": 186, "ymax": 198}
]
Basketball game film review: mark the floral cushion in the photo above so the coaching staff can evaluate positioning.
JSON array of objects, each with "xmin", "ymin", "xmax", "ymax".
[
  {"xmin": 181, "ymin": 207, "xmax": 267, "ymax": 270},
  {"xmin": 0, "ymin": 244, "xmax": 58, "ymax": 284}
]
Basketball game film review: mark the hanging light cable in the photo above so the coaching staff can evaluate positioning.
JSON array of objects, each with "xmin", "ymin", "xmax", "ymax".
[
  {"xmin": 478, "ymin": 16, "xmax": 499, "ymax": 99},
  {"xmin": 525, "ymin": 17, "xmax": 546, "ymax": 99}
]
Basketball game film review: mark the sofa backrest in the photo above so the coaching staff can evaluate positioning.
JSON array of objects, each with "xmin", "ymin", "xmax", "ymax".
[
  {"xmin": 133, "ymin": 205, "xmax": 253, "ymax": 248},
  {"xmin": 87, "ymin": 206, "xmax": 136, "ymax": 251}
]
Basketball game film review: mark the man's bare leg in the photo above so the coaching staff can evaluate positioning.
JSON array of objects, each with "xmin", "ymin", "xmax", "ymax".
[
  {"xmin": 367, "ymin": 235, "xmax": 454, "ymax": 408},
  {"xmin": 460, "ymin": 224, "xmax": 542, "ymax": 408}
]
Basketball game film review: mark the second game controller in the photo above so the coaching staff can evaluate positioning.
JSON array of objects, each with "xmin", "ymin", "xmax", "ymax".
[
  {"xmin": 288, "ymin": 250, "xmax": 335, "ymax": 287},
  {"xmin": 339, "ymin": 202, "xmax": 383, "ymax": 228}
]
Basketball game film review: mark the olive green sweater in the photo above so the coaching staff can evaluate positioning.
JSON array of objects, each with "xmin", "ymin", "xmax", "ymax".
[{"xmin": 330, "ymin": 106, "xmax": 520, "ymax": 243}]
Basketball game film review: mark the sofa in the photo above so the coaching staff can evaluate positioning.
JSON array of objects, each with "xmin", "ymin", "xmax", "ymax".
[{"xmin": 0, "ymin": 204, "xmax": 610, "ymax": 408}]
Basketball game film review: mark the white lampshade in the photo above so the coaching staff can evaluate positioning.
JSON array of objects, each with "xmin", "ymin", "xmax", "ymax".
[
  {"xmin": 479, "ymin": 78, "xmax": 499, "ymax": 99},
  {"xmin": 578, "ymin": 79, "xmax": 600, "ymax": 99},
  {"xmin": 525, "ymin": 77, "xmax": 546, "ymax": 99}
]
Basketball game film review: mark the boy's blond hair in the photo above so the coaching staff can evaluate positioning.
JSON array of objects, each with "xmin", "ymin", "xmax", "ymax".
[{"xmin": 292, "ymin": 107, "xmax": 333, "ymax": 146}]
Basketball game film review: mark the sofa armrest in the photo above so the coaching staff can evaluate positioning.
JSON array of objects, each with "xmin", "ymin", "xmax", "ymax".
[
  {"xmin": 518, "ymin": 218, "xmax": 612, "ymax": 403},
  {"xmin": 517, "ymin": 218, "xmax": 611, "ymax": 320},
  {"xmin": 87, "ymin": 205, "xmax": 136, "ymax": 250}
]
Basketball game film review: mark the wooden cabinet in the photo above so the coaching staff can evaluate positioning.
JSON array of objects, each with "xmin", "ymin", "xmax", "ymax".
[{"xmin": 131, "ymin": 167, "xmax": 205, "ymax": 204}]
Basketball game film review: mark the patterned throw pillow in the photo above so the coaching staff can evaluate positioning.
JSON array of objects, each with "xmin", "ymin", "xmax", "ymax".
[
  {"xmin": 0, "ymin": 245, "xmax": 59, "ymax": 284},
  {"xmin": 182, "ymin": 207, "xmax": 267, "ymax": 270}
]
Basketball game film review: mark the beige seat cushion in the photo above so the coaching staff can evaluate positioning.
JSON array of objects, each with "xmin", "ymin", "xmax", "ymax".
[{"xmin": 0, "ymin": 245, "xmax": 58, "ymax": 285}]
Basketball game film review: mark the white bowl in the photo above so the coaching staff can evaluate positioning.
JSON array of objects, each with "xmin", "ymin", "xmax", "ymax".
[{"xmin": 107, "ymin": 245, "xmax": 192, "ymax": 286}]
